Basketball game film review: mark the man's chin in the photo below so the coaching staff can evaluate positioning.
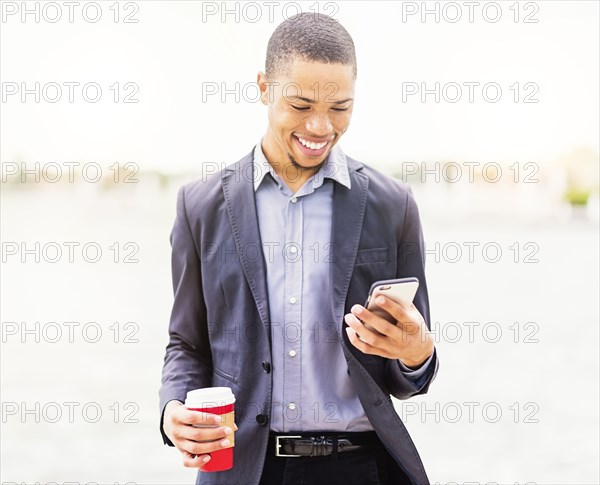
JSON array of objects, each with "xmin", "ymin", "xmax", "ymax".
[
  {"xmin": 290, "ymin": 146, "xmax": 333, "ymax": 168},
  {"xmin": 289, "ymin": 153, "xmax": 327, "ymax": 171}
]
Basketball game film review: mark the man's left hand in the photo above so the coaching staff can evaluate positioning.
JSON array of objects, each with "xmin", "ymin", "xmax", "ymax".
[{"xmin": 344, "ymin": 295, "xmax": 434, "ymax": 369}]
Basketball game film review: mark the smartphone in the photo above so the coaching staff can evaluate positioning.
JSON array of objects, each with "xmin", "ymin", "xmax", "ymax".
[{"xmin": 361, "ymin": 277, "xmax": 419, "ymax": 331}]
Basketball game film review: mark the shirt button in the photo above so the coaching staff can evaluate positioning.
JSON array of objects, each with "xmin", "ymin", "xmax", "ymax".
[
  {"xmin": 288, "ymin": 349, "xmax": 297, "ymax": 357},
  {"xmin": 290, "ymin": 246, "xmax": 298, "ymax": 254},
  {"xmin": 288, "ymin": 403, "xmax": 297, "ymax": 410},
  {"xmin": 256, "ymin": 414, "xmax": 268, "ymax": 426},
  {"xmin": 262, "ymin": 361, "xmax": 271, "ymax": 373},
  {"xmin": 289, "ymin": 297, "xmax": 297, "ymax": 304},
  {"xmin": 290, "ymin": 197, "xmax": 298, "ymax": 203}
]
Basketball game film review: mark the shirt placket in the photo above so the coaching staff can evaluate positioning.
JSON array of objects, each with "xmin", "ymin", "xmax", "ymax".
[{"xmin": 282, "ymin": 193, "xmax": 303, "ymax": 432}]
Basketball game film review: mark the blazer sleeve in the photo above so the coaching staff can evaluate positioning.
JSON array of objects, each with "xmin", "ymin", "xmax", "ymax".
[
  {"xmin": 384, "ymin": 185, "xmax": 439, "ymax": 399},
  {"xmin": 158, "ymin": 185, "xmax": 213, "ymax": 446}
]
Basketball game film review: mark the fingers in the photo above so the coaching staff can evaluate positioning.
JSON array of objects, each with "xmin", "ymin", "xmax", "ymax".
[
  {"xmin": 370, "ymin": 296, "xmax": 409, "ymax": 324},
  {"xmin": 180, "ymin": 409, "xmax": 224, "ymax": 427},
  {"xmin": 345, "ymin": 297, "xmax": 434, "ymax": 363},
  {"xmin": 345, "ymin": 326, "xmax": 375, "ymax": 354},
  {"xmin": 178, "ymin": 425, "xmax": 235, "ymax": 467},
  {"xmin": 362, "ymin": 297, "xmax": 421, "ymax": 333},
  {"xmin": 181, "ymin": 435, "xmax": 233, "ymax": 456},
  {"xmin": 348, "ymin": 304, "xmax": 400, "ymax": 338},
  {"xmin": 344, "ymin": 312, "xmax": 387, "ymax": 346},
  {"xmin": 168, "ymin": 405, "xmax": 223, "ymax": 430},
  {"xmin": 166, "ymin": 406, "xmax": 237, "ymax": 467},
  {"xmin": 182, "ymin": 449, "xmax": 211, "ymax": 468},
  {"xmin": 344, "ymin": 298, "xmax": 425, "ymax": 359},
  {"xmin": 167, "ymin": 409, "xmax": 223, "ymax": 435},
  {"xmin": 345, "ymin": 326, "xmax": 394, "ymax": 359},
  {"xmin": 178, "ymin": 424, "xmax": 233, "ymax": 443}
]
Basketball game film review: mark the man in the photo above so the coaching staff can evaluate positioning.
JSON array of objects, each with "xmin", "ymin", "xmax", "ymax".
[{"xmin": 160, "ymin": 12, "xmax": 438, "ymax": 485}]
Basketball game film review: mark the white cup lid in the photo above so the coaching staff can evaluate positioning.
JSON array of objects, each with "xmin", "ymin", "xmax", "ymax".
[{"xmin": 185, "ymin": 387, "xmax": 235, "ymax": 407}]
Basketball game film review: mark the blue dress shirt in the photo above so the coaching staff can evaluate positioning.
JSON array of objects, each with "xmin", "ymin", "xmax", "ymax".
[{"xmin": 252, "ymin": 140, "xmax": 432, "ymax": 432}]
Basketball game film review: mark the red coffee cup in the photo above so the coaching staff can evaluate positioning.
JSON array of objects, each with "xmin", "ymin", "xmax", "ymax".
[{"xmin": 185, "ymin": 387, "xmax": 236, "ymax": 472}]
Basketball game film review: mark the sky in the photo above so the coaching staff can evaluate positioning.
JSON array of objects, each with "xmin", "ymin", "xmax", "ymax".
[{"xmin": 1, "ymin": 0, "xmax": 599, "ymax": 173}]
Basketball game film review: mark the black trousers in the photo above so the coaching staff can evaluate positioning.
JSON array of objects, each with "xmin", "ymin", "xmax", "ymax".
[{"xmin": 258, "ymin": 433, "xmax": 412, "ymax": 485}]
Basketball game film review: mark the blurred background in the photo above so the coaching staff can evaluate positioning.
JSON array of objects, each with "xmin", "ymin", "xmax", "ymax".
[{"xmin": 1, "ymin": 1, "xmax": 598, "ymax": 484}]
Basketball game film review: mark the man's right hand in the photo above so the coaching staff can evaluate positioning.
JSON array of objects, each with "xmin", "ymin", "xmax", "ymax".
[{"xmin": 163, "ymin": 400, "xmax": 238, "ymax": 468}]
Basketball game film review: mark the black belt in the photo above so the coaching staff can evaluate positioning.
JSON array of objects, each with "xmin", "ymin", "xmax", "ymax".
[{"xmin": 269, "ymin": 431, "xmax": 380, "ymax": 458}]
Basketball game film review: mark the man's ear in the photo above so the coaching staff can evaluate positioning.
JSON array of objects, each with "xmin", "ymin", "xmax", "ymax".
[{"xmin": 257, "ymin": 71, "xmax": 270, "ymax": 105}]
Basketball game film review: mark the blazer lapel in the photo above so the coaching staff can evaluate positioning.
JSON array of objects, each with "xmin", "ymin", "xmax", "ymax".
[
  {"xmin": 221, "ymin": 152, "xmax": 367, "ymax": 350},
  {"xmin": 329, "ymin": 157, "xmax": 369, "ymax": 339},
  {"xmin": 222, "ymin": 152, "xmax": 272, "ymax": 348}
]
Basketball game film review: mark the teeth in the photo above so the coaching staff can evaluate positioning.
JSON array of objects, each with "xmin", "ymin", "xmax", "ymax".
[{"xmin": 297, "ymin": 136, "xmax": 328, "ymax": 150}]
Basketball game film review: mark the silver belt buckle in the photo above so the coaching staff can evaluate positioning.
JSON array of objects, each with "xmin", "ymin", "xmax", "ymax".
[{"xmin": 275, "ymin": 435, "xmax": 302, "ymax": 457}]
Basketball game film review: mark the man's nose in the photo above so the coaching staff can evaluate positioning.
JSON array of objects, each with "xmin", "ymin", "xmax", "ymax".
[{"xmin": 306, "ymin": 113, "xmax": 333, "ymax": 137}]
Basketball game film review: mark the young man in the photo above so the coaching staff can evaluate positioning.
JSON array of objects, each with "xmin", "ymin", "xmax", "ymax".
[{"xmin": 160, "ymin": 12, "xmax": 438, "ymax": 485}]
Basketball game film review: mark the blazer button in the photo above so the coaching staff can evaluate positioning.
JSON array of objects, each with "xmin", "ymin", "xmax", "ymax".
[
  {"xmin": 256, "ymin": 414, "xmax": 268, "ymax": 426},
  {"xmin": 262, "ymin": 361, "xmax": 271, "ymax": 373}
]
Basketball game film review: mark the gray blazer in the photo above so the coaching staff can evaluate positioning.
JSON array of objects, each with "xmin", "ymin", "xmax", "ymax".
[{"xmin": 159, "ymin": 150, "xmax": 439, "ymax": 484}]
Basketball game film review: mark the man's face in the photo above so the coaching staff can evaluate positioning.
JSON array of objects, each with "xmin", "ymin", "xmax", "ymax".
[{"xmin": 258, "ymin": 58, "xmax": 355, "ymax": 170}]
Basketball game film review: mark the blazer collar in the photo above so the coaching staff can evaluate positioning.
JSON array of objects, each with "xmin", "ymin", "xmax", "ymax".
[{"xmin": 252, "ymin": 140, "xmax": 352, "ymax": 192}]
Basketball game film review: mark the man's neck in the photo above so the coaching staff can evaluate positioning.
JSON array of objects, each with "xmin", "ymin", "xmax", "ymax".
[{"xmin": 261, "ymin": 138, "xmax": 324, "ymax": 193}]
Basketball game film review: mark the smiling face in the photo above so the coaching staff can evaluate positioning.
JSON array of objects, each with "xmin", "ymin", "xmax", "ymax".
[{"xmin": 258, "ymin": 57, "xmax": 355, "ymax": 175}]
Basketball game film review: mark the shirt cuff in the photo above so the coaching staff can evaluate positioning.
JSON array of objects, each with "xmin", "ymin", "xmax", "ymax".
[{"xmin": 398, "ymin": 351, "xmax": 435, "ymax": 379}]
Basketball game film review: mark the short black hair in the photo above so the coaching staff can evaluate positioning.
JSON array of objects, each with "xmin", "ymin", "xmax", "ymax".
[{"xmin": 265, "ymin": 12, "xmax": 357, "ymax": 79}]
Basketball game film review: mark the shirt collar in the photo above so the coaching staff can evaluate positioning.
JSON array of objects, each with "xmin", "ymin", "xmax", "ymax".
[{"xmin": 252, "ymin": 139, "xmax": 351, "ymax": 192}]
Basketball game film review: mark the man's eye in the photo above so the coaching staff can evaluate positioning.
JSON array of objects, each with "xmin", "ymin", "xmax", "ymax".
[
  {"xmin": 332, "ymin": 107, "xmax": 349, "ymax": 112},
  {"xmin": 291, "ymin": 105, "xmax": 310, "ymax": 111}
]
